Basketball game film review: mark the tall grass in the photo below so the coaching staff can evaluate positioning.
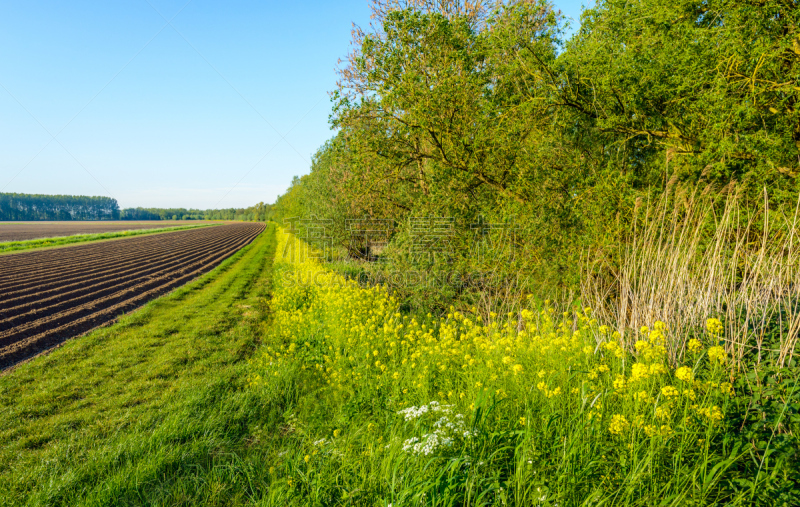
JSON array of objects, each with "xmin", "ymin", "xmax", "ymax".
[{"xmin": 582, "ymin": 189, "xmax": 800, "ymax": 367}]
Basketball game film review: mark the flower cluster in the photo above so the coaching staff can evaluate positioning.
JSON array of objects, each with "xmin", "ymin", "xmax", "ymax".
[
  {"xmin": 399, "ymin": 403, "xmax": 472, "ymax": 456},
  {"xmin": 250, "ymin": 228, "xmax": 737, "ymax": 460}
]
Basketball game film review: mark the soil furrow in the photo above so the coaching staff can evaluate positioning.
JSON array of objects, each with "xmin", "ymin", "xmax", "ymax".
[
  {"xmin": 0, "ymin": 228, "xmax": 248, "ymax": 307},
  {"xmin": 0, "ymin": 226, "xmax": 233, "ymax": 288},
  {"xmin": 0, "ymin": 222, "xmax": 264, "ymax": 370},
  {"xmin": 0, "ymin": 229, "xmax": 253, "ymax": 329}
]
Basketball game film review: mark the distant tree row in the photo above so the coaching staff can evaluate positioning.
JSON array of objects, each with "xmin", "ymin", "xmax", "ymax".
[
  {"xmin": 120, "ymin": 202, "xmax": 269, "ymax": 222},
  {"xmin": 0, "ymin": 193, "xmax": 120, "ymax": 221},
  {"xmin": 0, "ymin": 193, "xmax": 270, "ymax": 222}
]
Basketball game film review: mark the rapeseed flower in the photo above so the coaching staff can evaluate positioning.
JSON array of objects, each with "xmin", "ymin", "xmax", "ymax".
[
  {"xmin": 707, "ymin": 346, "xmax": 726, "ymax": 364},
  {"xmin": 609, "ymin": 414, "xmax": 629, "ymax": 435},
  {"xmin": 675, "ymin": 366, "xmax": 693, "ymax": 383},
  {"xmin": 687, "ymin": 339, "xmax": 703, "ymax": 353}
]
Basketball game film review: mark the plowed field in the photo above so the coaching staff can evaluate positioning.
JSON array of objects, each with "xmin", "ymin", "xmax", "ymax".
[
  {"xmin": 0, "ymin": 221, "xmax": 216, "ymax": 242},
  {"xmin": 0, "ymin": 222, "xmax": 265, "ymax": 370}
]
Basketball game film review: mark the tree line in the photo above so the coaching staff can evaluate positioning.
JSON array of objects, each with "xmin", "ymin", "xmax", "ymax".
[
  {"xmin": 121, "ymin": 202, "xmax": 269, "ymax": 222},
  {"xmin": 0, "ymin": 193, "xmax": 120, "ymax": 221},
  {"xmin": 270, "ymin": 0, "xmax": 800, "ymax": 307},
  {"xmin": 0, "ymin": 192, "xmax": 270, "ymax": 222}
]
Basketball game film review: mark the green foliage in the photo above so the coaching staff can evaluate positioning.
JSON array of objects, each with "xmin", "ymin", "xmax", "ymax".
[
  {"xmin": 121, "ymin": 201, "xmax": 270, "ymax": 221},
  {"xmin": 271, "ymin": 0, "xmax": 800, "ymax": 306}
]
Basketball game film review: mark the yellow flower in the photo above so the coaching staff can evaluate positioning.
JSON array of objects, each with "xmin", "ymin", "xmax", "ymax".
[
  {"xmin": 687, "ymin": 339, "xmax": 703, "ymax": 353},
  {"xmin": 706, "ymin": 318, "xmax": 724, "ymax": 336},
  {"xmin": 661, "ymin": 386, "xmax": 680, "ymax": 398},
  {"xmin": 613, "ymin": 375, "xmax": 627, "ymax": 391},
  {"xmin": 333, "ymin": 429, "xmax": 341, "ymax": 438},
  {"xmin": 707, "ymin": 346, "xmax": 726, "ymax": 363},
  {"xmin": 630, "ymin": 363, "xmax": 650, "ymax": 382},
  {"xmin": 609, "ymin": 414, "xmax": 629, "ymax": 435},
  {"xmin": 519, "ymin": 416, "xmax": 526, "ymax": 426},
  {"xmin": 697, "ymin": 405, "xmax": 724, "ymax": 424},
  {"xmin": 675, "ymin": 366, "xmax": 693, "ymax": 383},
  {"xmin": 511, "ymin": 364, "xmax": 524, "ymax": 375},
  {"xmin": 304, "ymin": 455, "xmax": 310, "ymax": 464}
]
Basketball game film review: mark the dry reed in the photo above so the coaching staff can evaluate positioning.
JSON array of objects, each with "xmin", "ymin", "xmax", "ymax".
[{"xmin": 582, "ymin": 188, "xmax": 800, "ymax": 368}]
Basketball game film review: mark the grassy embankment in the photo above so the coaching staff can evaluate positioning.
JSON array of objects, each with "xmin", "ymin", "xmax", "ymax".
[
  {"xmin": 0, "ymin": 224, "xmax": 279, "ymax": 506},
  {"xmin": 0, "ymin": 223, "xmax": 216, "ymax": 255}
]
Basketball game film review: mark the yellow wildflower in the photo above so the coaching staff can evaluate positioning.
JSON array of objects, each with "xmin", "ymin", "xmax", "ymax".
[
  {"xmin": 609, "ymin": 414, "xmax": 629, "ymax": 435},
  {"xmin": 661, "ymin": 386, "xmax": 680, "ymax": 398},
  {"xmin": 675, "ymin": 366, "xmax": 693, "ymax": 383},
  {"xmin": 706, "ymin": 318, "xmax": 724, "ymax": 336},
  {"xmin": 687, "ymin": 339, "xmax": 703, "ymax": 353},
  {"xmin": 697, "ymin": 405, "xmax": 724, "ymax": 424},
  {"xmin": 708, "ymin": 346, "xmax": 726, "ymax": 364},
  {"xmin": 613, "ymin": 375, "xmax": 627, "ymax": 391}
]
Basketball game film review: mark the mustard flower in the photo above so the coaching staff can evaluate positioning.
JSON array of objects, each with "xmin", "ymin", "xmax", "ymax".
[
  {"xmin": 661, "ymin": 386, "xmax": 680, "ymax": 398},
  {"xmin": 609, "ymin": 414, "xmax": 629, "ymax": 435},
  {"xmin": 706, "ymin": 318, "xmax": 724, "ymax": 336},
  {"xmin": 675, "ymin": 366, "xmax": 693, "ymax": 383},
  {"xmin": 707, "ymin": 346, "xmax": 727, "ymax": 364},
  {"xmin": 687, "ymin": 339, "xmax": 703, "ymax": 353}
]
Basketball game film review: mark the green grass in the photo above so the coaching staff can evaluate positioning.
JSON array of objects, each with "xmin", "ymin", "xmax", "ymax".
[
  {"xmin": 0, "ymin": 223, "xmax": 217, "ymax": 255},
  {"xmin": 0, "ymin": 224, "xmax": 279, "ymax": 506}
]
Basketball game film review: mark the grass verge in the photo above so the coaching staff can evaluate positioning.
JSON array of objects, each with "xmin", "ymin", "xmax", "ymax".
[
  {"xmin": 0, "ymin": 223, "xmax": 217, "ymax": 255},
  {"xmin": 0, "ymin": 224, "xmax": 276, "ymax": 506}
]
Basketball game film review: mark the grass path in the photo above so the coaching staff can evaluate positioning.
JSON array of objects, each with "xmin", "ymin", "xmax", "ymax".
[
  {"xmin": 0, "ymin": 223, "xmax": 217, "ymax": 255},
  {"xmin": 0, "ymin": 224, "xmax": 277, "ymax": 506}
]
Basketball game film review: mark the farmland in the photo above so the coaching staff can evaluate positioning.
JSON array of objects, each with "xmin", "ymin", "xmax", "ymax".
[
  {"xmin": 0, "ymin": 224, "xmax": 277, "ymax": 505},
  {"xmin": 0, "ymin": 222, "xmax": 265, "ymax": 370},
  {"xmin": 0, "ymin": 220, "xmax": 214, "ymax": 242}
]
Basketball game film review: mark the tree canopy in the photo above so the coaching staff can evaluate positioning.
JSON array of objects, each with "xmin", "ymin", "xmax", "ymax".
[{"xmin": 271, "ymin": 0, "xmax": 800, "ymax": 299}]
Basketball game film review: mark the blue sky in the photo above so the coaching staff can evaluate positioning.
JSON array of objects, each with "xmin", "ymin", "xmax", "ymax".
[{"xmin": 0, "ymin": 1, "xmax": 592, "ymax": 209}]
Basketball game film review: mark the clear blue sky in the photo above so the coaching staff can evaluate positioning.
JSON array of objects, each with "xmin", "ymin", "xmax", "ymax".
[{"xmin": 0, "ymin": 1, "xmax": 592, "ymax": 209}]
